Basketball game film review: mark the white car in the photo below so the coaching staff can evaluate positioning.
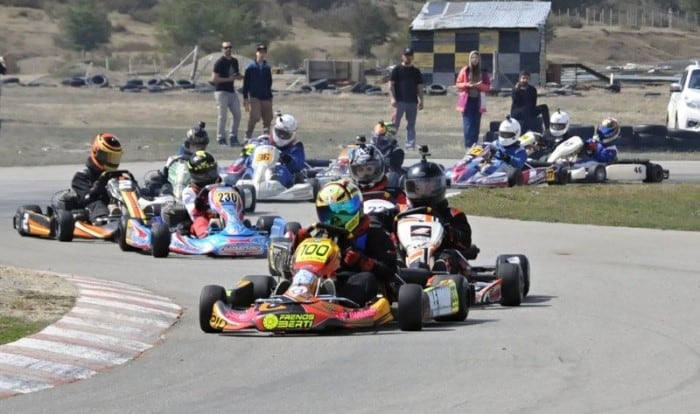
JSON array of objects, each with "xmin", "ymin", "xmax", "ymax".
[{"xmin": 667, "ymin": 63, "xmax": 700, "ymax": 131}]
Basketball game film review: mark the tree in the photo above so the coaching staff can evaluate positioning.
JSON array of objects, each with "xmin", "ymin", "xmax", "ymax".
[
  {"xmin": 58, "ymin": 0, "xmax": 111, "ymax": 51},
  {"xmin": 349, "ymin": 0, "xmax": 393, "ymax": 57},
  {"xmin": 158, "ymin": 0, "xmax": 278, "ymax": 55}
]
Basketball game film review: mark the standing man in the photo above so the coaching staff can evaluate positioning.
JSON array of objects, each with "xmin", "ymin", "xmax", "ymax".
[
  {"xmin": 390, "ymin": 47, "xmax": 424, "ymax": 150},
  {"xmin": 510, "ymin": 70, "xmax": 550, "ymax": 134},
  {"xmin": 211, "ymin": 41, "xmax": 243, "ymax": 147},
  {"xmin": 242, "ymin": 44, "xmax": 274, "ymax": 140},
  {"xmin": 0, "ymin": 55, "xmax": 7, "ymax": 132}
]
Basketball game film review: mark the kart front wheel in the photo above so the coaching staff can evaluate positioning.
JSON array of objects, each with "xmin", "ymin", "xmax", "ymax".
[
  {"xmin": 496, "ymin": 254, "xmax": 530, "ymax": 297},
  {"xmin": 55, "ymin": 210, "xmax": 75, "ymax": 242},
  {"xmin": 242, "ymin": 275, "xmax": 276, "ymax": 300},
  {"xmin": 398, "ymin": 283, "xmax": 424, "ymax": 331},
  {"xmin": 117, "ymin": 216, "xmax": 139, "ymax": 252},
  {"xmin": 497, "ymin": 262, "xmax": 523, "ymax": 306},
  {"xmin": 14, "ymin": 205, "xmax": 42, "ymax": 236},
  {"xmin": 199, "ymin": 285, "xmax": 227, "ymax": 333},
  {"xmin": 644, "ymin": 163, "xmax": 665, "ymax": 183},
  {"xmin": 151, "ymin": 222, "xmax": 171, "ymax": 258},
  {"xmin": 432, "ymin": 275, "xmax": 469, "ymax": 322}
]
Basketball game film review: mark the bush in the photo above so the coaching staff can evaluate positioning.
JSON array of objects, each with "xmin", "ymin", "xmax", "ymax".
[
  {"xmin": 271, "ymin": 43, "xmax": 308, "ymax": 69},
  {"xmin": 568, "ymin": 16, "xmax": 583, "ymax": 29}
]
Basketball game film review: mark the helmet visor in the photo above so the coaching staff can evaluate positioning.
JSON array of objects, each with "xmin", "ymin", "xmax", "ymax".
[
  {"xmin": 274, "ymin": 128, "xmax": 293, "ymax": 143},
  {"xmin": 551, "ymin": 123, "xmax": 567, "ymax": 131},
  {"xmin": 350, "ymin": 162, "xmax": 380, "ymax": 182},
  {"xmin": 405, "ymin": 176, "xmax": 444, "ymax": 200},
  {"xmin": 96, "ymin": 148, "xmax": 122, "ymax": 171},
  {"xmin": 498, "ymin": 131, "xmax": 517, "ymax": 139},
  {"xmin": 598, "ymin": 125, "xmax": 616, "ymax": 138},
  {"xmin": 317, "ymin": 197, "xmax": 361, "ymax": 228}
]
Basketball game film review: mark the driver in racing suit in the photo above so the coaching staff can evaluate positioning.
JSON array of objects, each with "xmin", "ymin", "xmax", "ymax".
[
  {"xmin": 403, "ymin": 151, "xmax": 473, "ymax": 274},
  {"xmin": 71, "ymin": 132, "xmax": 123, "ymax": 223},
  {"xmin": 581, "ymin": 117, "xmax": 620, "ymax": 164},
  {"xmin": 268, "ymin": 112, "xmax": 306, "ymax": 188},
  {"xmin": 182, "ymin": 150, "xmax": 244, "ymax": 238},
  {"xmin": 290, "ymin": 179, "xmax": 397, "ymax": 306},
  {"xmin": 484, "ymin": 116, "xmax": 527, "ymax": 174}
]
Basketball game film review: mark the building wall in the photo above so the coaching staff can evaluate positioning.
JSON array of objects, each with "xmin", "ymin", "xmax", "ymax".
[{"xmin": 410, "ymin": 28, "xmax": 545, "ymax": 88}]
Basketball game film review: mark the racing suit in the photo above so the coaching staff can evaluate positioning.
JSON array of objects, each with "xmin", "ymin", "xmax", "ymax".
[
  {"xmin": 294, "ymin": 216, "xmax": 397, "ymax": 306},
  {"xmin": 71, "ymin": 159, "xmax": 110, "ymax": 222},
  {"xmin": 360, "ymin": 177, "xmax": 408, "ymax": 231},
  {"xmin": 531, "ymin": 130, "xmax": 572, "ymax": 161},
  {"xmin": 481, "ymin": 140, "xmax": 528, "ymax": 175},
  {"xmin": 181, "ymin": 181, "xmax": 235, "ymax": 238},
  {"xmin": 582, "ymin": 139, "xmax": 618, "ymax": 163},
  {"xmin": 371, "ymin": 133, "xmax": 405, "ymax": 173},
  {"xmin": 274, "ymin": 140, "xmax": 306, "ymax": 188}
]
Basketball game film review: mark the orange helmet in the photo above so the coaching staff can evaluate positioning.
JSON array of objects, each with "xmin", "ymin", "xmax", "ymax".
[
  {"xmin": 374, "ymin": 121, "xmax": 388, "ymax": 136},
  {"xmin": 90, "ymin": 133, "xmax": 122, "ymax": 171}
]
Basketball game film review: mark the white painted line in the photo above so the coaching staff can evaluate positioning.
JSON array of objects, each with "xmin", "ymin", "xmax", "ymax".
[
  {"xmin": 11, "ymin": 338, "xmax": 130, "ymax": 365},
  {"xmin": 0, "ymin": 352, "xmax": 95, "ymax": 379},
  {"xmin": 0, "ymin": 375, "xmax": 52, "ymax": 394},
  {"xmin": 41, "ymin": 326, "xmax": 152, "ymax": 352},
  {"xmin": 76, "ymin": 297, "xmax": 181, "ymax": 319},
  {"xmin": 58, "ymin": 316, "xmax": 155, "ymax": 336},
  {"xmin": 79, "ymin": 288, "xmax": 181, "ymax": 310},
  {"xmin": 68, "ymin": 307, "xmax": 172, "ymax": 328}
]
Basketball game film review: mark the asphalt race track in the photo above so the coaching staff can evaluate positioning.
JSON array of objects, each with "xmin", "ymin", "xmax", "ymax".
[{"xmin": 1, "ymin": 161, "xmax": 699, "ymax": 414}]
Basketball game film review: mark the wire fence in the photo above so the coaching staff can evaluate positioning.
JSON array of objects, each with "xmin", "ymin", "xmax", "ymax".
[{"xmin": 551, "ymin": 6, "xmax": 699, "ymax": 31}]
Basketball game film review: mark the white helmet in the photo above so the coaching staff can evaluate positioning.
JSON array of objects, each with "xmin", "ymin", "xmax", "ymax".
[
  {"xmin": 498, "ymin": 116, "xmax": 521, "ymax": 147},
  {"xmin": 549, "ymin": 110, "xmax": 571, "ymax": 137},
  {"xmin": 272, "ymin": 113, "xmax": 298, "ymax": 147},
  {"xmin": 350, "ymin": 144, "xmax": 386, "ymax": 189}
]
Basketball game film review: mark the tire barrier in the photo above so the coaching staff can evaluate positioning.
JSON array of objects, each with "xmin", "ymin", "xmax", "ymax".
[{"xmin": 426, "ymin": 84, "xmax": 447, "ymax": 95}]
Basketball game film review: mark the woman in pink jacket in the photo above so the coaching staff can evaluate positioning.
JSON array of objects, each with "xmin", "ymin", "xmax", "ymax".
[{"xmin": 455, "ymin": 51, "xmax": 491, "ymax": 149}]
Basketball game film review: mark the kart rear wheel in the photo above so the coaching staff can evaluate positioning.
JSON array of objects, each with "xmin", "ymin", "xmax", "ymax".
[
  {"xmin": 242, "ymin": 275, "xmax": 276, "ymax": 300},
  {"xmin": 255, "ymin": 215, "xmax": 282, "ymax": 234},
  {"xmin": 398, "ymin": 283, "xmax": 424, "ymax": 331},
  {"xmin": 644, "ymin": 163, "xmax": 665, "ymax": 183},
  {"xmin": 55, "ymin": 210, "xmax": 75, "ymax": 242},
  {"xmin": 151, "ymin": 222, "xmax": 171, "ymax": 258},
  {"xmin": 308, "ymin": 177, "xmax": 320, "ymax": 201},
  {"xmin": 432, "ymin": 275, "xmax": 469, "ymax": 322},
  {"xmin": 497, "ymin": 262, "xmax": 523, "ymax": 306},
  {"xmin": 238, "ymin": 184, "xmax": 256, "ymax": 213},
  {"xmin": 117, "ymin": 216, "xmax": 139, "ymax": 252},
  {"xmin": 14, "ymin": 205, "xmax": 42, "ymax": 236},
  {"xmin": 496, "ymin": 254, "xmax": 530, "ymax": 297},
  {"xmin": 199, "ymin": 285, "xmax": 227, "ymax": 333},
  {"xmin": 555, "ymin": 167, "xmax": 569, "ymax": 185},
  {"xmin": 588, "ymin": 165, "xmax": 606, "ymax": 183}
]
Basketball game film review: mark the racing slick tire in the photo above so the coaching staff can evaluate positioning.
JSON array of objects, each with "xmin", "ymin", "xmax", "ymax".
[
  {"xmin": 151, "ymin": 222, "xmax": 171, "ymax": 258},
  {"xmin": 398, "ymin": 283, "xmax": 424, "ymax": 331},
  {"xmin": 308, "ymin": 177, "xmax": 320, "ymax": 200},
  {"xmin": 555, "ymin": 167, "xmax": 569, "ymax": 185},
  {"xmin": 117, "ymin": 216, "xmax": 139, "ymax": 252},
  {"xmin": 587, "ymin": 165, "xmax": 606, "ymax": 183},
  {"xmin": 497, "ymin": 262, "xmax": 523, "ymax": 306},
  {"xmin": 496, "ymin": 254, "xmax": 530, "ymax": 297},
  {"xmin": 507, "ymin": 169, "xmax": 523, "ymax": 187},
  {"xmin": 644, "ymin": 163, "xmax": 665, "ymax": 183},
  {"xmin": 255, "ymin": 215, "xmax": 282, "ymax": 234},
  {"xmin": 242, "ymin": 275, "xmax": 276, "ymax": 300},
  {"xmin": 199, "ymin": 285, "xmax": 227, "ymax": 333},
  {"xmin": 55, "ymin": 209, "xmax": 75, "ymax": 242},
  {"xmin": 432, "ymin": 275, "xmax": 469, "ymax": 322},
  {"xmin": 238, "ymin": 184, "xmax": 256, "ymax": 213},
  {"xmin": 14, "ymin": 205, "xmax": 42, "ymax": 236}
]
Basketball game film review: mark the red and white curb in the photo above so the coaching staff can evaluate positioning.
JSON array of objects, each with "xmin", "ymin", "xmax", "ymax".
[{"xmin": 0, "ymin": 274, "xmax": 181, "ymax": 399}]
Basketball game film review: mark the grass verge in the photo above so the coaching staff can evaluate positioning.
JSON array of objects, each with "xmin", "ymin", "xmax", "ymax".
[
  {"xmin": 450, "ymin": 183, "xmax": 700, "ymax": 231},
  {"xmin": 0, "ymin": 317, "xmax": 47, "ymax": 345}
]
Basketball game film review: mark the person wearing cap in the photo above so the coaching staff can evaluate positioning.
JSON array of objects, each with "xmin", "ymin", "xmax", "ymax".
[
  {"xmin": 0, "ymin": 55, "xmax": 7, "ymax": 131},
  {"xmin": 455, "ymin": 50, "xmax": 491, "ymax": 149},
  {"xmin": 242, "ymin": 44, "xmax": 274, "ymax": 140},
  {"xmin": 389, "ymin": 47, "xmax": 424, "ymax": 150},
  {"xmin": 211, "ymin": 41, "xmax": 244, "ymax": 147}
]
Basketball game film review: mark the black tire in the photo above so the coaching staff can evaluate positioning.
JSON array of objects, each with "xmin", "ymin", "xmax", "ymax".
[
  {"xmin": 55, "ymin": 210, "xmax": 75, "ymax": 242},
  {"xmin": 497, "ymin": 262, "xmax": 523, "ymax": 306},
  {"xmin": 644, "ymin": 163, "xmax": 665, "ymax": 183},
  {"xmin": 635, "ymin": 133, "xmax": 669, "ymax": 149},
  {"xmin": 555, "ymin": 167, "xmax": 569, "ymax": 185},
  {"xmin": 568, "ymin": 124, "xmax": 595, "ymax": 139},
  {"xmin": 617, "ymin": 126, "xmax": 635, "ymax": 147},
  {"xmin": 496, "ymin": 254, "xmax": 530, "ymax": 297},
  {"xmin": 633, "ymin": 124, "xmax": 668, "ymax": 137},
  {"xmin": 199, "ymin": 285, "xmax": 227, "ymax": 333},
  {"xmin": 489, "ymin": 120, "xmax": 501, "ymax": 132},
  {"xmin": 432, "ymin": 275, "xmax": 469, "ymax": 322},
  {"xmin": 117, "ymin": 216, "xmax": 139, "ymax": 252},
  {"xmin": 255, "ymin": 215, "xmax": 281, "ymax": 234},
  {"xmin": 14, "ymin": 205, "xmax": 43, "ymax": 236},
  {"xmin": 398, "ymin": 283, "xmax": 424, "ymax": 331},
  {"xmin": 242, "ymin": 275, "xmax": 276, "ymax": 300},
  {"xmin": 151, "ymin": 223, "xmax": 171, "ymax": 258},
  {"xmin": 238, "ymin": 184, "xmax": 256, "ymax": 213},
  {"xmin": 588, "ymin": 165, "xmax": 606, "ymax": 183},
  {"xmin": 307, "ymin": 177, "xmax": 320, "ymax": 201},
  {"xmin": 507, "ymin": 169, "xmax": 523, "ymax": 187}
]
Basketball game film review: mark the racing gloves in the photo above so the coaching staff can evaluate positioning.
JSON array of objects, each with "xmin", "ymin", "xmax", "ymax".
[
  {"xmin": 343, "ymin": 249, "xmax": 376, "ymax": 272},
  {"xmin": 279, "ymin": 152, "xmax": 292, "ymax": 164}
]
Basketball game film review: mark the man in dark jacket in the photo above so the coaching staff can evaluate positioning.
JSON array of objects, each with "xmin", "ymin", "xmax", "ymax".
[
  {"xmin": 242, "ymin": 44, "xmax": 274, "ymax": 140},
  {"xmin": 510, "ymin": 70, "xmax": 550, "ymax": 134}
]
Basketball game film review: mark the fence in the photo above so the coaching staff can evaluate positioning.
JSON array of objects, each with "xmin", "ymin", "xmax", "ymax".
[{"xmin": 552, "ymin": 7, "xmax": 699, "ymax": 31}]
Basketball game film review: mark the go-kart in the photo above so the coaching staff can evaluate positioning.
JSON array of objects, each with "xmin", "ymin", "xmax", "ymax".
[
  {"xmin": 395, "ymin": 206, "xmax": 529, "ymax": 315},
  {"xmin": 13, "ymin": 170, "xmax": 148, "ymax": 243},
  {"xmin": 166, "ymin": 184, "xmax": 280, "ymax": 257},
  {"xmin": 546, "ymin": 136, "xmax": 669, "ymax": 183},
  {"xmin": 198, "ymin": 222, "xmax": 394, "ymax": 333},
  {"xmin": 312, "ymin": 142, "xmax": 358, "ymax": 188},
  {"xmin": 446, "ymin": 143, "xmax": 568, "ymax": 188},
  {"xmin": 233, "ymin": 143, "xmax": 319, "ymax": 201}
]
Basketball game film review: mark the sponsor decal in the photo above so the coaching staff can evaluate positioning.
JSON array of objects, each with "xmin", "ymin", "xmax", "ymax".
[
  {"xmin": 410, "ymin": 225, "xmax": 432, "ymax": 238},
  {"xmin": 262, "ymin": 313, "xmax": 314, "ymax": 330},
  {"xmin": 294, "ymin": 240, "xmax": 333, "ymax": 263},
  {"xmin": 339, "ymin": 309, "xmax": 377, "ymax": 320}
]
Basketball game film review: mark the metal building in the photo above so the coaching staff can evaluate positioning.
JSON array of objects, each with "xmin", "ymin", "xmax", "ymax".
[{"xmin": 409, "ymin": 1, "xmax": 552, "ymax": 88}]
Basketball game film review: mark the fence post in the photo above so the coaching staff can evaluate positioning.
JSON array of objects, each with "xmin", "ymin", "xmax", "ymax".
[
  {"xmin": 610, "ymin": 8, "xmax": 613, "ymax": 26},
  {"xmin": 669, "ymin": 8, "xmax": 673, "ymax": 29}
]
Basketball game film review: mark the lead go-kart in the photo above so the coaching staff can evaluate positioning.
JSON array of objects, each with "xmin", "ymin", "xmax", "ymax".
[
  {"xmin": 13, "ymin": 169, "xmax": 155, "ymax": 243},
  {"xmin": 199, "ymin": 221, "xmax": 472, "ymax": 333},
  {"xmin": 546, "ymin": 136, "xmax": 669, "ymax": 183},
  {"xmin": 445, "ymin": 142, "xmax": 568, "ymax": 188},
  {"xmin": 395, "ymin": 206, "xmax": 530, "ymax": 314}
]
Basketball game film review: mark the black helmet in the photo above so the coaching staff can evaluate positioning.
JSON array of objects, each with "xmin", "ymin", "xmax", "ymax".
[
  {"xmin": 184, "ymin": 121, "xmax": 209, "ymax": 154},
  {"xmin": 404, "ymin": 146, "xmax": 446, "ymax": 207},
  {"xmin": 187, "ymin": 150, "xmax": 219, "ymax": 188}
]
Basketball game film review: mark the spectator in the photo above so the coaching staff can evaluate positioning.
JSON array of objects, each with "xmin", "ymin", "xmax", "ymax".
[
  {"xmin": 211, "ymin": 41, "xmax": 243, "ymax": 147},
  {"xmin": 510, "ymin": 70, "xmax": 550, "ymax": 134},
  {"xmin": 0, "ymin": 55, "xmax": 6, "ymax": 131},
  {"xmin": 389, "ymin": 48, "xmax": 424, "ymax": 150},
  {"xmin": 455, "ymin": 50, "xmax": 491, "ymax": 149},
  {"xmin": 242, "ymin": 44, "xmax": 274, "ymax": 140}
]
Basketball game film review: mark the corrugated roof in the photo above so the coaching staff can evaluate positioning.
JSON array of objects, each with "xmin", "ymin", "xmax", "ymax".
[{"xmin": 410, "ymin": 1, "xmax": 552, "ymax": 30}]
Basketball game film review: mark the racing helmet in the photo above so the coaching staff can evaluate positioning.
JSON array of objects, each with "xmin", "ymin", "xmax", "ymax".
[
  {"xmin": 373, "ymin": 121, "xmax": 388, "ymax": 137},
  {"xmin": 549, "ymin": 110, "xmax": 570, "ymax": 137},
  {"xmin": 315, "ymin": 179, "xmax": 363, "ymax": 233},
  {"xmin": 184, "ymin": 121, "xmax": 209, "ymax": 153},
  {"xmin": 349, "ymin": 144, "xmax": 386, "ymax": 189},
  {"xmin": 90, "ymin": 132, "xmax": 122, "ymax": 171},
  {"xmin": 404, "ymin": 160, "xmax": 446, "ymax": 207},
  {"xmin": 596, "ymin": 117, "xmax": 620, "ymax": 145},
  {"xmin": 498, "ymin": 116, "xmax": 521, "ymax": 147},
  {"xmin": 187, "ymin": 150, "xmax": 219, "ymax": 188},
  {"xmin": 272, "ymin": 113, "xmax": 298, "ymax": 147}
]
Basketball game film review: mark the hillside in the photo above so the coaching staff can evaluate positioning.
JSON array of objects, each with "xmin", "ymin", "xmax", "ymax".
[{"xmin": 3, "ymin": 5, "xmax": 700, "ymax": 79}]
